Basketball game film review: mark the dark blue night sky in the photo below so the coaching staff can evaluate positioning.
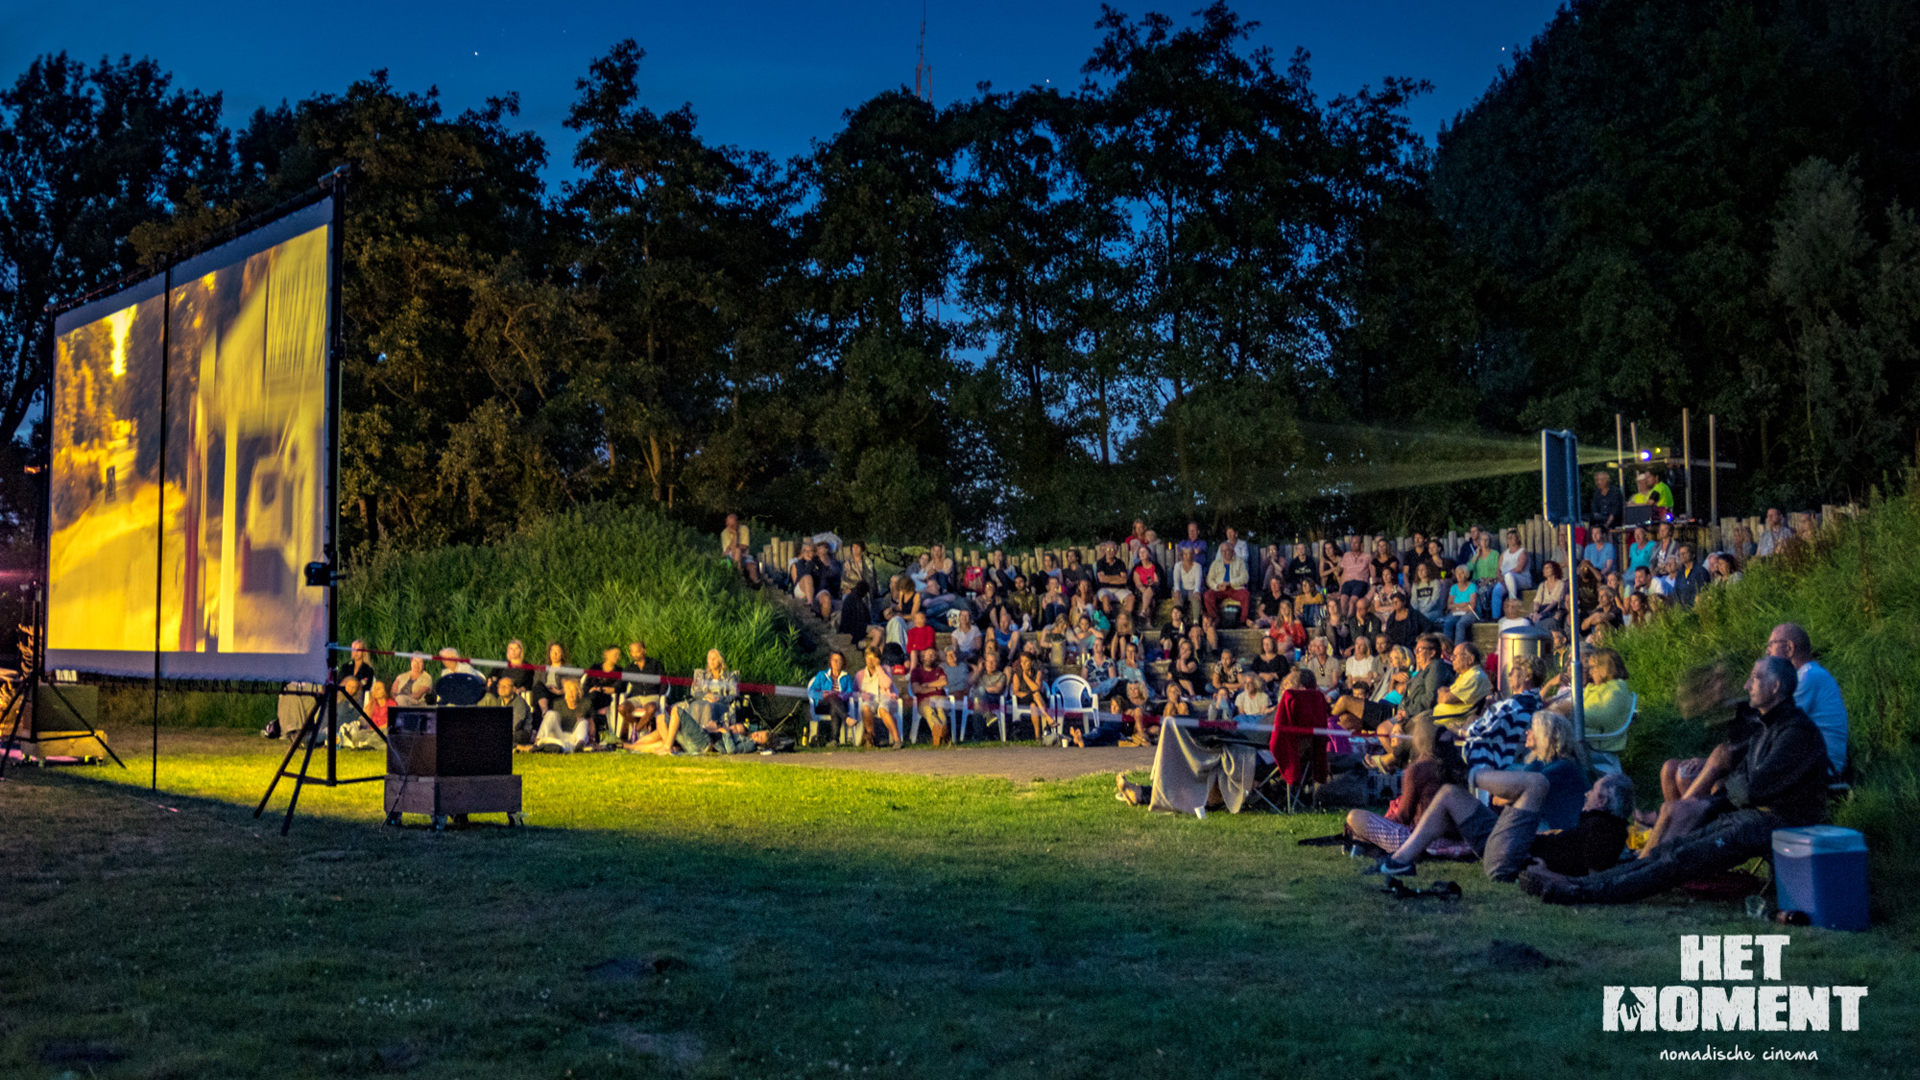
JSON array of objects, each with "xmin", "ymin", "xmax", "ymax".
[{"xmin": 3, "ymin": 0, "xmax": 1564, "ymax": 177}]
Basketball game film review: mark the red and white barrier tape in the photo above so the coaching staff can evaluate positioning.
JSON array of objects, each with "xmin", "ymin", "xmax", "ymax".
[{"xmin": 328, "ymin": 642, "xmax": 1404, "ymax": 740}]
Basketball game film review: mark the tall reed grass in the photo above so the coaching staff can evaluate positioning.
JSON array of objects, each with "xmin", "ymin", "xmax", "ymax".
[
  {"xmin": 339, "ymin": 504, "xmax": 807, "ymax": 686},
  {"xmin": 1612, "ymin": 487, "xmax": 1920, "ymax": 902}
]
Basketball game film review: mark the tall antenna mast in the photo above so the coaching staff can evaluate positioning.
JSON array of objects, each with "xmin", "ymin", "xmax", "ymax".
[{"xmin": 914, "ymin": 1, "xmax": 933, "ymax": 103}]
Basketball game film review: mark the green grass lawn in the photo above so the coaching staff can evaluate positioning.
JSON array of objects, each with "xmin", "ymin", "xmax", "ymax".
[{"xmin": 3, "ymin": 731, "xmax": 1914, "ymax": 1080}]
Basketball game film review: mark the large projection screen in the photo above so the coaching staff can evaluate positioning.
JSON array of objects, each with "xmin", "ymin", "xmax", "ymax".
[{"xmin": 48, "ymin": 197, "xmax": 334, "ymax": 681}]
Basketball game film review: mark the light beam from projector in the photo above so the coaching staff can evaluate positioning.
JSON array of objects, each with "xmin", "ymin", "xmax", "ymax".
[{"xmin": 1205, "ymin": 423, "xmax": 1620, "ymax": 509}]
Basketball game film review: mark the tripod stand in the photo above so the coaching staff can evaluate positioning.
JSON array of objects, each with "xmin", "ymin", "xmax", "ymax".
[
  {"xmin": 0, "ymin": 619, "xmax": 125, "ymax": 779},
  {"xmin": 253, "ymin": 680, "xmax": 389, "ymax": 835}
]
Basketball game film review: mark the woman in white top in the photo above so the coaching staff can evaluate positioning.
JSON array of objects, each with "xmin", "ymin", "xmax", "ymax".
[
  {"xmin": 950, "ymin": 609, "xmax": 983, "ymax": 660},
  {"xmin": 1499, "ymin": 531, "xmax": 1533, "ymax": 595},
  {"xmin": 1343, "ymin": 634, "xmax": 1383, "ymax": 696},
  {"xmin": 856, "ymin": 649, "xmax": 905, "ymax": 748}
]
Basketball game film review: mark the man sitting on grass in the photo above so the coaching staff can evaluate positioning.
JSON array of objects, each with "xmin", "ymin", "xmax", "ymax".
[
  {"xmin": 1520, "ymin": 656, "xmax": 1828, "ymax": 904},
  {"xmin": 480, "ymin": 673, "xmax": 535, "ymax": 747},
  {"xmin": 621, "ymin": 640, "xmax": 667, "ymax": 742},
  {"xmin": 536, "ymin": 678, "xmax": 596, "ymax": 753}
]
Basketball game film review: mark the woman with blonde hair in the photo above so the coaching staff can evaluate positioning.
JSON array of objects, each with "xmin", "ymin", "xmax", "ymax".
[{"xmin": 1369, "ymin": 706, "xmax": 1586, "ymax": 880}]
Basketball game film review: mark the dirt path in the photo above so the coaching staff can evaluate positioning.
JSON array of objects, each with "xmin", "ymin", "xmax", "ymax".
[{"xmin": 752, "ymin": 743, "xmax": 1153, "ymax": 781}]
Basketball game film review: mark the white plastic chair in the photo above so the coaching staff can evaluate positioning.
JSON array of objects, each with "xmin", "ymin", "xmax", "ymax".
[
  {"xmin": 1583, "ymin": 691, "xmax": 1637, "ymax": 774},
  {"xmin": 998, "ymin": 692, "xmax": 1040, "ymax": 743},
  {"xmin": 805, "ymin": 677, "xmax": 852, "ymax": 746},
  {"xmin": 1049, "ymin": 674, "xmax": 1099, "ymax": 740}
]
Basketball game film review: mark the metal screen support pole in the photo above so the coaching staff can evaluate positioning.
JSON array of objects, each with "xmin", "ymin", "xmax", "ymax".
[
  {"xmin": 1567, "ymin": 523, "xmax": 1584, "ymax": 748},
  {"xmin": 152, "ymin": 264, "xmax": 172, "ymax": 790}
]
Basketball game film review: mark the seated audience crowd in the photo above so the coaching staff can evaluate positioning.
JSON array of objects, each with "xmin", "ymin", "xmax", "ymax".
[{"xmin": 328, "ymin": 484, "xmax": 1847, "ymax": 911}]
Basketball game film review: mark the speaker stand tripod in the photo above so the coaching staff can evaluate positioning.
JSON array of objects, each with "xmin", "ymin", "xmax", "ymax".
[{"xmin": 253, "ymin": 681, "xmax": 387, "ymax": 835}]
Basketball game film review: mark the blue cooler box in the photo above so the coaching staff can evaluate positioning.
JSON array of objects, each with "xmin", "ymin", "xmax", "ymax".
[{"xmin": 1772, "ymin": 826, "xmax": 1869, "ymax": 931}]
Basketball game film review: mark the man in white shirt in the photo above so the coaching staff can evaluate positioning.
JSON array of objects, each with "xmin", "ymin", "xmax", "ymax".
[
  {"xmin": 1755, "ymin": 508, "xmax": 1794, "ymax": 558},
  {"xmin": 1220, "ymin": 526, "xmax": 1250, "ymax": 568},
  {"xmin": 1766, "ymin": 622, "xmax": 1848, "ymax": 776},
  {"xmin": 1203, "ymin": 546, "xmax": 1250, "ymax": 624},
  {"xmin": 1169, "ymin": 546, "xmax": 1205, "ymax": 625}
]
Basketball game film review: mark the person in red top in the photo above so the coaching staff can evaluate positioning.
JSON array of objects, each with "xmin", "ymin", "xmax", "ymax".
[
  {"xmin": 908, "ymin": 647, "xmax": 951, "ymax": 745},
  {"xmin": 905, "ymin": 610, "xmax": 937, "ymax": 655},
  {"xmin": 1129, "ymin": 553, "xmax": 1160, "ymax": 621}
]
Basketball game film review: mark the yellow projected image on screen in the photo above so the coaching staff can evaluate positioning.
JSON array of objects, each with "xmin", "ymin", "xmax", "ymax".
[
  {"xmin": 48, "ymin": 223, "xmax": 330, "ymax": 665},
  {"xmin": 48, "ymin": 293, "xmax": 167, "ymax": 650}
]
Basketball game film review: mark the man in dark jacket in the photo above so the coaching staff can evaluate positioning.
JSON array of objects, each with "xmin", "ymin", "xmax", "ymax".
[
  {"xmin": 1669, "ymin": 543, "xmax": 1714, "ymax": 607},
  {"xmin": 1520, "ymin": 655, "xmax": 1827, "ymax": 904}
]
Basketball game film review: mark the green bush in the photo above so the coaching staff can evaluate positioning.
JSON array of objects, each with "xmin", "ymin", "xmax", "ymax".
[
  {"xmin": 339, "ymin": 503, "xmax": 808, "ymax": 687},
  {"xmin": 114, "ymin": 505, "xmax": 811, "ymax": 731},
  {"xmin": 1611, "ymin": 488, "xmax": 1920, "ymax": 906}
]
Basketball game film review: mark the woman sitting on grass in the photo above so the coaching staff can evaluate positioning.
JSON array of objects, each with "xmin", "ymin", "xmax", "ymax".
[
  {"xmin": 392, "ymin": 653, "xmax": 435, "ymax": 707},
  {"xmin": 1344, "ymin": 718, "xmax": 1466, "ymax": 856},
  {"xmin": 646, "ymin": 649, "xmax": 767, "ymax": 755},
  {"xmin": 1371, "ymin": 710, "xmax": 1586, "ymax": 880}
]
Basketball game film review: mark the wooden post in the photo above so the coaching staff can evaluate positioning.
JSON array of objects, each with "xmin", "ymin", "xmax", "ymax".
[
  {"xmin": 1615, "ymin": 412, "xmax": 1626, "ymax": 501},
  {"xmin": 1682, "ymin": 407, "xmax": 1693, "ymax": 520},
  {"xmin": 1707, "ymin": 413, "xmax": 1718, "ymax": 524}
]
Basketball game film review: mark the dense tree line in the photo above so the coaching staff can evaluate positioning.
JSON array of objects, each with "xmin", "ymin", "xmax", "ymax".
[{"xmin": 3, "ymin": 0, "xmax": 1917, "ymax": 560}]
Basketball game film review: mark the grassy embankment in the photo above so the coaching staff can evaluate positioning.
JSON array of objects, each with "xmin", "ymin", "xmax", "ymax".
[
  {"xmin": 1611, "ymin": 488, "xmax": 1920, "ymax": 900},
  {"xmin": 104, "ymin": 505, "xmax": 811, "ymax": 731}
]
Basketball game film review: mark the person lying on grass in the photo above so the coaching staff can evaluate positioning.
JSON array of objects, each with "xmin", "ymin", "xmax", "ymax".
[
  {"xmin": 1521, "ymin": 656, "xmax": 1828, "ymax": 904},
  {"xmin": 1370, "ymin": 710, "xmax": 1584, "ymax": 881}
]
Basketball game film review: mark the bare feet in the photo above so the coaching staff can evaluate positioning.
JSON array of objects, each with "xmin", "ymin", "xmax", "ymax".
[{"xmin": 1114, "ymin": 772, "xmax": 1145, "ymax": 806}]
